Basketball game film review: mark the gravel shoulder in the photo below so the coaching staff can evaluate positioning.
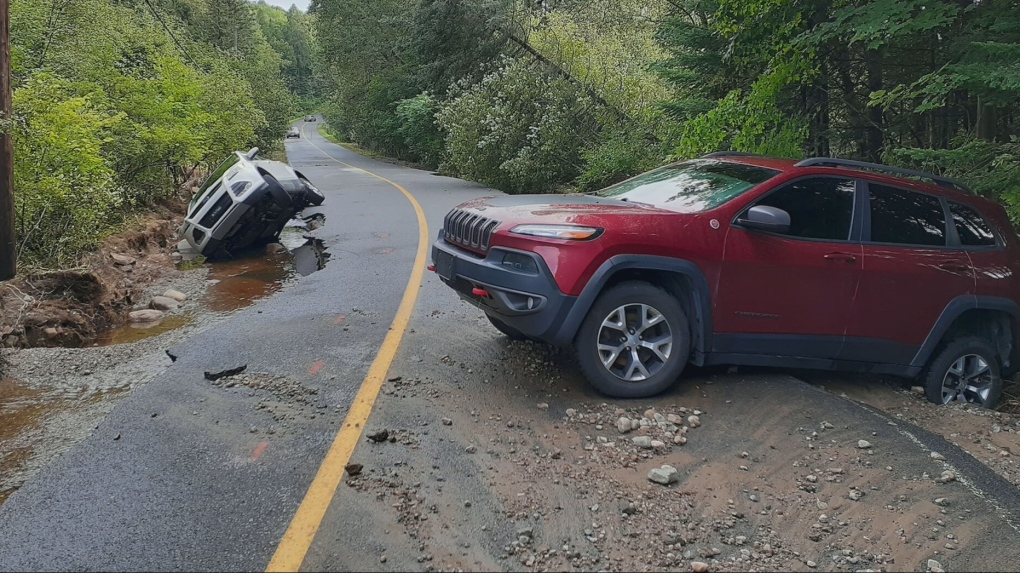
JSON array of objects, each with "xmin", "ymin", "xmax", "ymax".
[{"xmin": 305, "ymin": 296, "xmax": 1020, "ymax": 573}]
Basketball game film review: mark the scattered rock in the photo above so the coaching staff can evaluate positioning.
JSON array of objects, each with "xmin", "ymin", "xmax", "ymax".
[
  {"xmin": 857, "ymin": 440, "xmax": 872, "ymax": 449},
  {"xmin": 632, "ymin": 436, "xmax": 653, "ymax": 448},
  {"xmin": 163, "ymin": 289, "xmax": 188, "ymax": 302},
  {"xmin": 113, "ymin": 433, "xmax": 121, "ymax": 441},
  {"xmin": 367, "ymin": 429, "xmax": 390, "ymax": 443},
  {"xmin": 934, "ymin": 497, "xmax": 950, "ymax": 507},
  {"xmin": 749, "ymin": 494, "xmax": 759, "ymax": 502},
  {"xmin": 648, "ymin": 465, "xmax": 679, "ymax": 485},
  {"xmin": 150, "ymin": 296, "xmax": 179, "ymax": 311},
  {"xmin": 928, "ymin": 559, "xmax": 942, "ymax": 571},
  {"xmin": 740, "ymin": 451, "xmax": 749, "ymax": 458},
  {"xmin": 691, "ymin": 561, "xmax": 709, "ymax": 573},
  {"xmin": 537, "ymin": 403, "xmax": 549, "ymax": 410},
  {"xmin": 674, "ymin": 435, "xmax": 687, "ymax": 445},
  {"xmin": 806, "ymin": 560, "xmax": 817, "ymax": 568},
  {"xmin": 344, "ymin": 463, "xmax": 363, "ymax": 476},
  {"xmin": 650, "ymin": 440, "xmax": 666, "ymax": 449},
  {"xmin": 687, "ymin": 415, "xmax": 701, "ymax": 428},
  {"xmin": 617, "ymin": 416, "xmax": 632, "ymax": 433},
  {"xmin": 111, "ymin": 253, "xmax": 136, "ymax": 265},
  {"xmin": 806, "ymin": 474, "xmax": 818, "ymax": 483},
  {"xmin": 937, "ymin": 470, "xmax": 956, "ymax": 483},
  {"xmin": 644, "ymin": 408, "xmax": 657, "ymax": 420},
  {"xmin": 517, "ymin": 525, "xmax": 534, "ymax": 539},
  {"xmin": 911, "ymin": 386, "xmax": 925, "ymax": 395},
  {"xmin": 849, "ymin": 490, "xmax": 863, "ymax": 501},
  {"xmin": 265, "ymin": 243, "xmax": 287, "ymax": 255},
  {"xmin": 565, "ymin": 408, "xmax": 577, "ymax": 417},
  {"xmin": 931, "ymin": 451, "xmax": 946, "ymax": 461},
  {"xmin": 129, "ymin": 309, "xmax": 163, "ymax": 323},
  {"xmin": 465, "ymin": 445, "xmax": 477, "ymax": 454},
  {"xmin": 441, "ymin": 417, "xmax": 453, "ymax": 426}
]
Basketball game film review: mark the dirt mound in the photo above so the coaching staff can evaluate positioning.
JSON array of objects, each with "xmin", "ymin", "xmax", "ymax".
[{"xmin": 0, "ymin": 203, "xmax": 185, "ymax": 348}]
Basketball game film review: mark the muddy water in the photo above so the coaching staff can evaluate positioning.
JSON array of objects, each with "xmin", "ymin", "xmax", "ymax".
[{"xmin": 95, "ymin": 223, "xmax": 330, "ymax": 345}]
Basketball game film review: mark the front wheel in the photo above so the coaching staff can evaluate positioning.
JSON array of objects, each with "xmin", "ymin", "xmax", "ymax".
[
  {"xmin": 923, "ymin": 336, "xmax": 1003, "ymax": 408},
  {"xmin": 575, "ymin": 281, "xmax": 690, "ymax": 398}
]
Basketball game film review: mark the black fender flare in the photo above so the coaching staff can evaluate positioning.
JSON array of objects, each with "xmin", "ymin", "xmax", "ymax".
[
  {"xmin": 551, "ymin": 255, "xmax": 713, "ymax": 360},
  {"xmin": 911, "ymin": 295, "xmax": 1020, "ymax": 371}
]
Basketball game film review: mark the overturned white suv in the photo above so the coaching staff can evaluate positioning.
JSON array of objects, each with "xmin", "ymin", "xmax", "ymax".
[{"xmin": 181, "ymin": 148, "xmax": 324, "ymax": 258}]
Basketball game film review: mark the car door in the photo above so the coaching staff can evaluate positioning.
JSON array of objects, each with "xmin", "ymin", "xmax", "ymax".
[
  {"xmin": 839, "ymin": 182, "xmax": 976, "ymax": 365},
  {"xmin": 715, "ymin": 176, "xmax": 863, "ymax": 359}
]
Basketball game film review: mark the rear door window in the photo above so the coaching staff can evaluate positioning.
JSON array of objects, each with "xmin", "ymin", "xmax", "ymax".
[
  {"xmin": 868, "ymin": 184, "xmax": 946, "ymax": 247},
  {"xmin": 950, "ymin": 203, "xmax": 997, "ymax": 247}
]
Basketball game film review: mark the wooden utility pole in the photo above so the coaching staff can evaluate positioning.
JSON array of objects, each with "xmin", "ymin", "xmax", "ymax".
[{"xmin": 0, "ymin": 0, "xmax": 14, "ymax": 281}]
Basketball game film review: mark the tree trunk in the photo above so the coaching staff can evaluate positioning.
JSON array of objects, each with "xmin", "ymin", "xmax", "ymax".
[{"xmin": 865, "ymin": 49, "xmax": 884, "ymax": 162}]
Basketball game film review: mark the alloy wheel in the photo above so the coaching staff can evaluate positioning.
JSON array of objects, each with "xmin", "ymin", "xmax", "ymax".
[
  {"xmin": 941, "ymin": 353, "xmax": 996, "ymax": 405},
  {"xmin": 596, "ymin": 303, "xmax": 673, "ymax": 382}
]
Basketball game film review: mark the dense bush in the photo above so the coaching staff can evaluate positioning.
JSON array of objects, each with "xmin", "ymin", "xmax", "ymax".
[
  {"xmin": 8, "ymin": 0, "xmax": 301, "ymax": 268},
  {"xmin": 437, "ymin": 58, "xmax": 600, "ymax": 194},
  {"xmin": 395, "ymin": 93, "xmax": 444, "ymax": 168}
]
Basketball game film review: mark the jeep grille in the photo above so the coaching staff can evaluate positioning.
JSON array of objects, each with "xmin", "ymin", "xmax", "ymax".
[{"xmin": 443, "ymin": 209, "xmax": 499, "ymax": 252}]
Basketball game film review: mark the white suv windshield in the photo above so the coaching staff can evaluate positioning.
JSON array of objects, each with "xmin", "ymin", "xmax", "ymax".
[{"xmin": 596, "ymin": 159, "xmax": 779, "ymax": 213}]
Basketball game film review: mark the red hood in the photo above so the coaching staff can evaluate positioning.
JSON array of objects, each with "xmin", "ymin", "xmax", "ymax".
[{"xmin": 457, "ymin": 194, "xmax": 666, "ymax": 228}]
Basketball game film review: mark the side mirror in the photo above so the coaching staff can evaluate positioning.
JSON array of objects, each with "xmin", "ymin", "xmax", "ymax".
[
  {"xmin": 245, "ymin": 147, "xmax": 260, "ymax": 160},
  {"xmin": 737, "ymin": 205, "xmax": 791, "ymax": 234}
]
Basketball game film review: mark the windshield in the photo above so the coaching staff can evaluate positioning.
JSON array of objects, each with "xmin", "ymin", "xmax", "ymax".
[
  {"xmin": 596, "ymin": 159, "xmax": 780, "ymax": 213},
  {"xmin": 191, "ymin": 153, "xmax": 240, "ymax": 207}
]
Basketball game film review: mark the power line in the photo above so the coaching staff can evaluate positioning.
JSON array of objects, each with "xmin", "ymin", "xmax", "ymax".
[{"xmin": 141, "ymin": 0, "xmax": 205, "ymax": 72}]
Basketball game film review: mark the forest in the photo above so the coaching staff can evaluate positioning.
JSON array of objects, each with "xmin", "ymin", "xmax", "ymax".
[
  {"xmin": 315, "ymin": 0, "xmax": 1020, "ymax": 216},
  {"xmin": 8, "ymin": 0, "xmax": 314, "ymax": 267},
  {"xmin": 9, "ymin": 0, "xmax": 1020, "ymax": 268}
]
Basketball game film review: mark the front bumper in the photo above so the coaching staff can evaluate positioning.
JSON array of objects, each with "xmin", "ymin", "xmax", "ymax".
[{"xmin": 431, "ymin": 235, "xmax": 577, "ymax": 344}]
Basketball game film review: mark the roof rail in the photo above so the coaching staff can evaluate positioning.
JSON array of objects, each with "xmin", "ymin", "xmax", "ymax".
[
  {"xmin": 794, "ymin": 157, "xmax": 972, "ymax": 194},
  {"xmin": 703, "ymin": 151, "xmax": 770, "ymax": 158}
]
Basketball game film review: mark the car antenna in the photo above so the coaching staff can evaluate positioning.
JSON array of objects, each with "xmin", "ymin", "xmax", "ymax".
[{"xmin": 245, "ymin": 147, "xmax": 260, "ymax": 160}]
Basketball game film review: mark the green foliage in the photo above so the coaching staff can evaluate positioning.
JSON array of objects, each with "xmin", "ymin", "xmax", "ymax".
[
  {"xmin": 8, "ymin": 0, "xmax": 308, "ymax": 268},
  {"xmin": 396, "ymin": 93, "xmax": 445, "ymax": 168},
  {"xmin": 575, "ymin": 130, "xmax": 663, "ymax": 192},
  {"xmin": 437, "ymin": 58, "xmax": 599, "ymax": 194},
  {"xmin": 12, "ymin": 73, "xmax": 123, "ymax": 266}
]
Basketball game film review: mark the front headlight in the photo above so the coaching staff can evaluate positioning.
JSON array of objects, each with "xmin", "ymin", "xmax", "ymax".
[{"xmin": 509, "ymin": 224, "xmax": 603, "ymax": 241}]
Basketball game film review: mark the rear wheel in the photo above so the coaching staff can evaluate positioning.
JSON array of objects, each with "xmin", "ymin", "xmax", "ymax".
[
  {"xmin": 575, "ymin": 281, "xmax": 690, "ymax": 398},
  {"xmin": 486, "ymin": 314, "xmax": 528, "ymax": 341},
  {"xmin": 922, "ymin": 336, "xmax": 1003, "ymax": 408}
]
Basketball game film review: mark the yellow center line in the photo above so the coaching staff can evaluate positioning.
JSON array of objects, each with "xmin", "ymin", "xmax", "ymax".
[{"xmin": 267, "ymin": 121, "xmax": 430, "ymax": 572}]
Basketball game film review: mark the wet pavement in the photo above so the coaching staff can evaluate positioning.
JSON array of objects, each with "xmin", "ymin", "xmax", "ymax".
[{"xmin": 4, "ymin": 122, "xmax": 1020, "ymax": 572}]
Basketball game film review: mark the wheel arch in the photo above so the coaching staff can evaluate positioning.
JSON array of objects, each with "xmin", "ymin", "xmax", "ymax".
[
  {"xmin": 912, "ymin": 296, "xmax": 1020, "ymax": 376},
  {"xmin": 553, "ymin": 255, "xmax": 713, "ymax": 363}
]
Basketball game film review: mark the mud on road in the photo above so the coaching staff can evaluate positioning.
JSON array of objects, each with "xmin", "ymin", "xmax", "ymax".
[{"xmin": 306, "ymin": 304, "xmax": 1020, "ymax": 573}]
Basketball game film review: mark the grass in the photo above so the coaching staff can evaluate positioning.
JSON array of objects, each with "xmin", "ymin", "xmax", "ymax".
[{"xmin": 315, "ymin": 124, "xmax": 430, "ymax": 170}]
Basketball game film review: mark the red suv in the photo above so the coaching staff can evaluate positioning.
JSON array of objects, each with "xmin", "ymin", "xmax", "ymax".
[{"xmin": 431, "ymin": 153, "xmax": 1020, "ymax": 406}]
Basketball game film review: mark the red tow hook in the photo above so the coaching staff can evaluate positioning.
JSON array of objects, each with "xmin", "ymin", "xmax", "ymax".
[
  {"xmin": 427, "ymin": 264, "xmax": 436, "ymax": 272},
  {"xmin": 471, "ymin": 287, "xmax": 490, "ymax": 298}
]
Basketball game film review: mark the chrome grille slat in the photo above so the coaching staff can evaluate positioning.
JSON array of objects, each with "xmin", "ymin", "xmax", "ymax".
[{"xmin": 443, "ymin": 208, "xmax": 501, "ymax": 252}]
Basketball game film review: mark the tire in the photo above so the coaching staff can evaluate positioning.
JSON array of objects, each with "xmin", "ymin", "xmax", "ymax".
[
  {"xmin": 922, "ymin": 336, "xmax": 1003, "ymax": 408},
  {"xmin": 575, "ymin": 281, "xmax": 691, "ymax": 398},
  {"xmin": 297, "ymin": 173, "xmax": 325, "ymax": 206},
  {"xmin": 487, "ymin": 314, "xmax": 529, "ymax": 341},
  {"xmin": 261, "ymin": 172, "xmax": 292, "ymax": 209}
]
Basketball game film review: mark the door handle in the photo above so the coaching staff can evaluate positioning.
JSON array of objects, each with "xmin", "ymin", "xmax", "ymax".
[
  {"xmin": 824, "ymin": 252, "xmax": 856, "ymax": 263},
  {"xmin": 939, "ymin": 261, "xmax": 971, "ymax": 273}
]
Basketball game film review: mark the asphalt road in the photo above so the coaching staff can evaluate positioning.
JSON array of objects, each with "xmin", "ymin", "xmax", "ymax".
[
  {"xmin": 3, "ymin": 123, "xmax": 1020, "ymax": 572},
  {"xmin": 0, "ymin": 122, "xmax": 493, "ymax": 571}
]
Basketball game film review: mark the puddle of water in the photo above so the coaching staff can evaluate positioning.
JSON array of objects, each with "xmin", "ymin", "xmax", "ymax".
[
  {"xmin": 205, "ymin": 226, "xmax": 330, "ymax": 312},
  {"xmin": 93, "ymin": 314, "xmax": 194, "ymax": 347},
  {"xmin": 0, "ymin": 378, "xmax": 131, "ymax": 505}
]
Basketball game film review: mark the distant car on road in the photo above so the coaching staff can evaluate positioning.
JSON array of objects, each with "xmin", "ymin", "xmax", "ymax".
[
  {"xmin": 433, "ymin": 153, "xmax": 1020, "ymax": 407},
  {"xmin": 304, "ymin": 115, "xmax": 316, "ymax": 122},
  {"xmin": 181, "ymin": 148, "xmax": 324, "ymax": 259},
  {"xmin": 287, "ymin": 127, "xmax": 300, "ymax": 138}
]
